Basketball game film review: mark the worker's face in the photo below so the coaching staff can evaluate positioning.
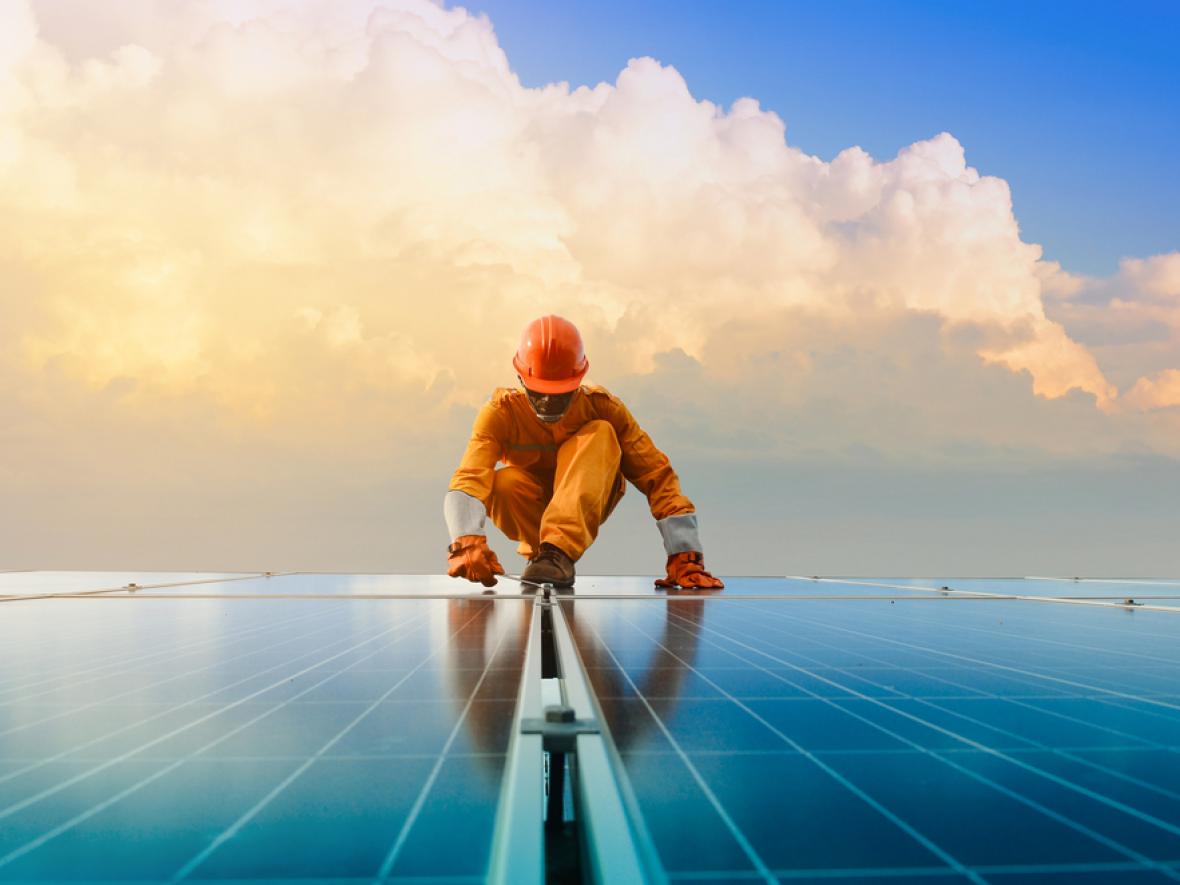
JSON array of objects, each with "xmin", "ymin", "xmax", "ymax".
[{"xmin": 519, "ymin": 378, "xmax": 577, "ymax": 423}]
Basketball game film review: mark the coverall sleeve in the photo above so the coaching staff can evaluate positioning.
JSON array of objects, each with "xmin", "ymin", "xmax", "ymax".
[
  {"xmin": 603, "ymin": 396, "xmax": 694, "ymax": 520},
  {"xmin": 449, "ymin": 400, "xmax": 509, "ymax": 506}
]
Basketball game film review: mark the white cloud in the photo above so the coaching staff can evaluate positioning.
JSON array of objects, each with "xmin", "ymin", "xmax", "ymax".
[
  {"xmin": 0, "ymin": 0, "xmax": 1175, "ymax": 575},
  {"xmin": 1, "ymin": 0, "xmax": 1179, "ymax": 572},
  {"xmin": 1126, "ymin": 369, "xmax": 1180, "ymax": 411},
  {"xmin": 1, "ymin": 0, "xmax": 1144, "ymax": 415},
  {"xmin": 1122, "ymin": 252, "xmax": 1180, "ymax": 301},
  {"xmin": 1044, "ymin": 252, "xmax": 1180, "ymax": 408}
]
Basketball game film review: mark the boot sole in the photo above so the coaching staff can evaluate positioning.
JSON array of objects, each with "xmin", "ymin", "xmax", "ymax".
[{"xmin": 519, "ymin": 573, "xmax": 576, "ymax": 588}]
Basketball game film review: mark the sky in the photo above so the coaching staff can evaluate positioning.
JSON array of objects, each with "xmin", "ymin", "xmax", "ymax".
[
  {"xmin": 468, "ymin": 0, "xmax": 1180, "ymax": 277},
  {"xmin": 1, "ymin": 0, "xmax": 1178, "ymax": 577}
]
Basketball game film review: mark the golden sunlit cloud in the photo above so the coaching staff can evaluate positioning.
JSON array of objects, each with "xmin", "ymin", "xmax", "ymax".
[
  {"xmin": 1, "ymin": 0, "xmax": 1177, "ymax": 461},
  {"xmin": 3, "ymin": 0, "xmax": 1179, "ymax": 576}
]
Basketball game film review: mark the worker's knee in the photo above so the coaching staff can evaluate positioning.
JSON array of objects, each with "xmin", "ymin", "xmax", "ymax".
[{"xmin": 577, "ymin": 419, "xmax": 621, "ymax": 461}]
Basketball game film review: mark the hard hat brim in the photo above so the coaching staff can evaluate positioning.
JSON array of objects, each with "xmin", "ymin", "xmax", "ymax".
[{"xmin": 512, "ymin": 354, "xmax": 588, "ymax": 394}]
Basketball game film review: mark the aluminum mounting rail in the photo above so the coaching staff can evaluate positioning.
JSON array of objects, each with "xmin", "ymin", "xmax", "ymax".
[{"xmin": 489, "ymin": 586, "xmax": 666, "ymax": 885}]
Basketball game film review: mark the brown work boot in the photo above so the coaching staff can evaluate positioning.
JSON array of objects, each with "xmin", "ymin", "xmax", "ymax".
[{"xmin": 521, "ymin": 542, "xmax": 576, "ymax": 587}]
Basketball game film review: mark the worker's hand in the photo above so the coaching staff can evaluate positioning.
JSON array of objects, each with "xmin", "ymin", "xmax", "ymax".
[
  {"xmin": 655, "ymin": 551, "xmax": 725, "ymax": 590},
  {"xmin": 447, "ymin": 535, "xmax": 505, "ymax": 587}
]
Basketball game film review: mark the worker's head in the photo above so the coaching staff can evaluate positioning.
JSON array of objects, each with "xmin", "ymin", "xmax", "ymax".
[
  {"xmin": 513, "ymin": 315, "xmax": 588, "ymax": 422},
  {"xmin": 518, "ymin": 379, "xmax": 578, "ymax": 423}
]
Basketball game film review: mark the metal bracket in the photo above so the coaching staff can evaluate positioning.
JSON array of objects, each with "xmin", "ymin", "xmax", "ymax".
[{"xmin": 521, "ymin": 704, "xmax": 600, "ymax": 753}]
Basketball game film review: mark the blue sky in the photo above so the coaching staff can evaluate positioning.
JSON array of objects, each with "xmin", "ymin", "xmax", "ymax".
[{"xmin": 468, "ymin": 0, "xmax": 1180, "ymax": 276}]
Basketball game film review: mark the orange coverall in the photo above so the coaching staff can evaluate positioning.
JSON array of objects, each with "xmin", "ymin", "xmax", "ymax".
[{"xmin": 448, "ymin": 385, "xmax": 695, "ymax": 560}]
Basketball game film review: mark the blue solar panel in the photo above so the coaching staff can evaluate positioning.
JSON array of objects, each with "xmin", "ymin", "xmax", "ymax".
[
  {"xmin": 3, "ymin": 573, "xmax": 1179, "ymax": 883},
  {"xmin": 0, "ymin": 584, "xmax": 528, "ymax": 881},
  {"xmin": 565, "ymin": 593, "xmax": 1180, "ymax": 882}
]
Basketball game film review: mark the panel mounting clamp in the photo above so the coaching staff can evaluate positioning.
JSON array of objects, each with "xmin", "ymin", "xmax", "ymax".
[{"xmin": 520, "ymin": 704, "xmax": 600, "ymax": 753}]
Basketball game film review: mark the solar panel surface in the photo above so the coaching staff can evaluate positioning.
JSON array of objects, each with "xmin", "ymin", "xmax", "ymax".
[
  {"xmin": 1, "ymin": 581, "xmax": 529, "ymax": 881},
  {"xmin": 2, "ymin": 573, "xmax": 1178, "ymax": 883}
]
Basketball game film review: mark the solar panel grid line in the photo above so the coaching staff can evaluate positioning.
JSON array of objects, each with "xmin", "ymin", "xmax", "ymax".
[
  {"xmin": 0, "ymin": 598, "xmax": 350, "ymax": 706},
  {"xmin": 784, "ymin": 594, "xmax": 1180, "ymax": 645},
  {"xmin": 667, "ymin": 608, "xmax": 1180, "ymax": 807},
  {"xmin": 976, "ymin": 863, "xmax": 1180, "ymax": 878},
  {"xmin": 844, "ymin": 596, "xmax": 1180, "ymax": 648},
  {"xmin": 611, "ymin": 744, "xmax": 1168, "ymax": 758},
  {"xmin": 373, "ymin": 605, "xmax": 515, "ymax": 882},
  {"xmin": 925, "ymin": 619, "xmax": 1180, "ymax": 656},
  {"xmin": 911, "ymin": 700, "xmax": 1180, "ymax": 803},
  {"xmin": 0, "ymin": 572, "xmax": 278, "ymax": 603},
  {"xmin": 659, "ymin": 604, "xmax": 1180, "ymax": 879},
  {"xmin": 1063, "ymin": 671, "xmax": 1180, "ymax": 700},
  {"xmin": 710, "ymin": 609, "xmax": 1173, "ymax": 751},
  {"xmin": 838, "ymin": 605, "xmax": 1180, "ymax": 671},
  {"xmin": 1089, "ymin": 695, "xmax": 1180, "ymax": 734},
  {"xmin": 176, "ymin": 599, "xmax": 509, "ymax": 882},
  {"xmin": 763, "ymin": 860, "xmax": 1169, "ymax": 879},
  {"xmin": 0, "ymin": 594, "xmax": 244, "ymax": 667},
  {"xmin": 0, "ymin": 603, "xmax": 377, "ymax": 790},
  {"xmin": 0, "ymin": 603, "xmax": 442, "ymax": 876},
  {"xmin": 606, "ymin": 606, "xmax": 985, "ymax": 885},
  {"xmin": 726, "ymin": 623, "xmax": 1180, "ymax": 802},
  {"xmin": 11, "ymin": 751, "xmax": 509, "ymax": 763},
  {"xmin": 0, "ymin": 600, "xmax": 174, "ymax": 663},
  {"xmin": 748, "ymin": 603, "xmax": 1180, "ymax": 715},
  {"xmin": 572, "ymin": 609, "xmax": 795, "ymax": 885},
  {"xmin": 0, "ymin": 601, "xmax": 366, "ymax": 746},
  {"xmin": 0, "ymin": 603, "xmax": 434, "ymax": 834},
  {"xmin": 0, "ymin": 578, "xmax": 322, "ymax": 684},
  {"xmin": 799, "ymin": 626, "xmax": 1180, "ymax": 758},
  {"xmin": 0, "ymin": 599, "xmax": 320, "ymax": 698},
  {"xmin": 717, "ymin": 604, "xmax": 1180, "ymax": 786}
]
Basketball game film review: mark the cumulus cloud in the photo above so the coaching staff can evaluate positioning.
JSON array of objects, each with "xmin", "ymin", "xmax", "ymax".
[
  {"xmin": 1044, "ymin": 252, "xmax": 1180, "ymax": 411},
  {"xmin": 1126, "ymin": 369, "xmax": 1180, "ymax": 411},
  {"xmin": 1, "ymin": 0, "xmax": 1143, "ymax": 409},
  {"xmin": 1, "ymin": 0, "xmax": 1178, "ymax": 570}
]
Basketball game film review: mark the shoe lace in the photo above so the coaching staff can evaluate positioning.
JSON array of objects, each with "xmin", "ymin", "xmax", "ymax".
[{"xmin": 535, "ymin": 544, "xmax": 565, "ymax": 564}]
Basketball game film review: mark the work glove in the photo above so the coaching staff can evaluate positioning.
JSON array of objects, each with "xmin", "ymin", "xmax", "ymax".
[
  {"xmin": 655, "ymin": 551, "xmax": 725, "ymax": 590},
  {"xmin": 447, "ymin": 534, "xmax": 505, "ymax": 587}
]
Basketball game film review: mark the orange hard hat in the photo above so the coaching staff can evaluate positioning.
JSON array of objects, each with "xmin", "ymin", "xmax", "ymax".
[{"xmin": 512, "ymin": 315, "xmax": 589, "ymax": 394}]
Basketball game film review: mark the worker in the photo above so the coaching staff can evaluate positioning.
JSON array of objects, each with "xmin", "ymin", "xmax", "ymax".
[{"xmin": 444, "ymin": 315, "xmax": 724, "ymax": 590}]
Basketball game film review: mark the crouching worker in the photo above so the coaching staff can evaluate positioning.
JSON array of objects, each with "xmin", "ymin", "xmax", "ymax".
[{"xmin": 444, "ymin": 315, "xmax": 724, "ymax": 590}]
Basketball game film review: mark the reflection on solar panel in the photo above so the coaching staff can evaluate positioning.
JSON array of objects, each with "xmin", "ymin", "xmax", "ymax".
[{"xmin": 2, "ymin": 573, "xmax": 1179, "ymax": 883}]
